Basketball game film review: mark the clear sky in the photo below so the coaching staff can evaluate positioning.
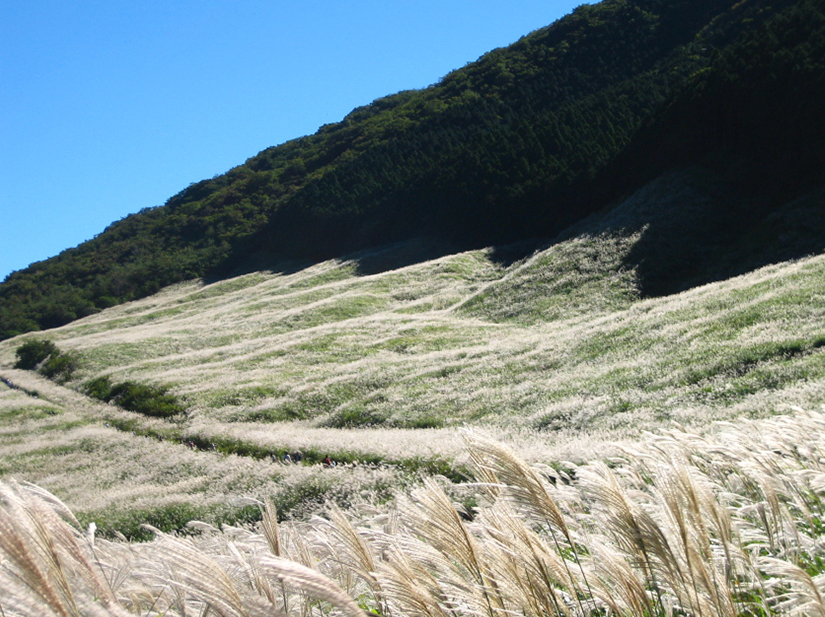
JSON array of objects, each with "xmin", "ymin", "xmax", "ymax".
[{"xmin": 1, "ymin": 1, "xmax": 586, "ymax": 282}]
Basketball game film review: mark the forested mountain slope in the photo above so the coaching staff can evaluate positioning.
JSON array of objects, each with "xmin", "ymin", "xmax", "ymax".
[{"xmin": 2, "ymin": 0, "xmax": 823, "ymax": 339}]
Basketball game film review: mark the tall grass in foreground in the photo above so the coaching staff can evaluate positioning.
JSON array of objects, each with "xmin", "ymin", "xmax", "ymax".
[{"xmin": 6, "ymin": 409, "xmax": 825, "ymax": 616}]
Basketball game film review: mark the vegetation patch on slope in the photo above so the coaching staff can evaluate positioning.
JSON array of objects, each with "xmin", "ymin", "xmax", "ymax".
[{"xmin": 84, "ymin": 376, "xmax": 186, "ymax": 419}]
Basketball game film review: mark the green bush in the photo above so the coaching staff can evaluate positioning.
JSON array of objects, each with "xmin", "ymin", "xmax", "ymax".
[
  {"xmin": 14, "ymin": 339, "xmax": 58, "ymax": 370},
  {"xmin": 84, "ymin": 376, "xmax": 114, "ymax": 401},
  {"xmin": 39, "ymin": 352, "xmax": 79, "ymax": 382},
  {"xmin": 323, "ymin": 405, "xmax": 387, "ymax": 428},
  {"xmin": 108, "ymin": 381, "xmax": 185, "ymax": 418},
  {"xmin": 78, "ymin": 502, "xmax": 262, "ymax": 542},
  {"xmin": 272, "ymin": 477, "xmax": 335, "ymax": 521},
  {"xmin": 80, "ymin": 502, "xmax": 206, "ymax": 542},
  {"xmin": 14, "ymin": 339, "xmax": 77, "ymax": 382},
  {"xmin": 85, "ymin": 377, "xmax": 185, "ymax": 419}
]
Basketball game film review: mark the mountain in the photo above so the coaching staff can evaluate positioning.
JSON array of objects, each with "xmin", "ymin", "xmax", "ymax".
[{"xmin": 2, "ymin": 0, "xmax": 824, "ymax": 339}]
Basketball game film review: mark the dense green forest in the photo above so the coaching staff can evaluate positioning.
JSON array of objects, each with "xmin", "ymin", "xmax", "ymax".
[{"xmin": 2, "ymin": 0, "xmax": 823, "ymax": 339}]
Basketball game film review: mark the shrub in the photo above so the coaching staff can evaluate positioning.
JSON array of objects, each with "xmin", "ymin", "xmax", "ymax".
[
  {"xmin": 81, "ymin": 502, "xmax": 207, "ymax": 542},
  {"xmin": 108, "ymin": 381, "xmax": 184, "ymax": 418},
  {"xmin": 323, "ymin": 405, "xmax": 387, "ymax": 428},
  {"xmin": 39, "ymin": 351, "xmax": 79, "ymax": 382},
  {"xmin": 272, "ymin": 476, "xmax": 336, "ymax": 521},
  {"xmin": 14, "ymin": 339, "xmax": 78, "ymax": 382},
  {"xmin": 14, "ymin": 339, "xmax": 58, "ymax": 370},
  {"xmin": 84, "ymin": 376, "xmax": 114, "ymax": 401},
  {"xmin": 86, "ymin": 378, "xmax": 185, "ymax": 419},
  {"xmin": 78, "ymin": 502, "xmax": 263, "ymax": 542},
  {"xmin": 84, "ymin": 376, "xmax": 184, "ymax": 418}
]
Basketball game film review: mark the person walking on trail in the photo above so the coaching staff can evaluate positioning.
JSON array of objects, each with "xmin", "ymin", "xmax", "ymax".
[{"xmin": 322, "ymin": 455, "xmax": 332, "ymax": 467}]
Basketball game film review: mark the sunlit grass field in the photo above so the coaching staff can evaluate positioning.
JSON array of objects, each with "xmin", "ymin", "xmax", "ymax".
[
  {"xmin": 4, "ymin": 235, "xmax": 825, "ymax": 436},
  {"xmin": 3, "ymin": 234, "xmax": 825, "ymax": 533},
  {"xmin": 2, "ymin": 171, "xmax": 825, "ymax": 546},
  {"xmin": 7, "ymin": 408, "xmax": 825, "ymax": 616},
  {"xmin": 3, "ymin": 174, "xmax": 825, "ymax": 614}
]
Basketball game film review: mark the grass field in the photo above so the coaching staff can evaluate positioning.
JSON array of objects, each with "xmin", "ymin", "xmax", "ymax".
[
  {"xmin": 5, "ymin": 407, "xmax": 825, "ymax": 615},
  {"xmin": 2, "ymin": 172, "xmax": 825, "ymax": 614},
  {"xmin": 3, "ymin": 231, "xmax": 825, "ymax": 532}
]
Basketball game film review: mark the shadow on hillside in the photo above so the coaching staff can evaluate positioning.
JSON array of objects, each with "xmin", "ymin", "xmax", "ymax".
[
  {"xmin": 351, "ymin": 236, "xmax": 550, "ymax": 275},
  {"xmin": 206, "ymin": 234, "xmax": 554, "ymax": 286},
  {"xmin": 206, "ymin": 169, "xmax": 825, "ymax": 297},
  {"xmin": 349, "ymin": 235, "xmax": 554, "ymax": 275},
  {"xmin": 486, "ymin": 238, "xmax": 548, "ymax": 268},
  {"xmin": 203, "ymin": 251, "xmax": 312, "ymax": 284},
  {"xmin": 592, "ymin": 168, "xmax": 825, "ymax": 297},
  {"xmin": 350, "ymin": 237, "xmax": 459, "ymax": 276}
]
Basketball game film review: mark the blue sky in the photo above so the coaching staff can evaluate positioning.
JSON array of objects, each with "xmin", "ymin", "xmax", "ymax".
[{"xmin": 1, "ymin": 1, "xmax": 586, "ymax": 282}]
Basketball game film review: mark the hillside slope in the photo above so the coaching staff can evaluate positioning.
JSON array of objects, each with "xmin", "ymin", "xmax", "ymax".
[
  {"xmin": 0, "ymin": 168, "xmax": 825, "ymax": 538},
  {"xmin": 2, "ymin": 0, "xmax": 823, "ymax": 339},
  {"xmin": 3, "ymin": 170, "xmax": 825, "ymax": 437},
  {"xmin": 3, "ymin": 168, "xmax": 825, "ymax": 536}
]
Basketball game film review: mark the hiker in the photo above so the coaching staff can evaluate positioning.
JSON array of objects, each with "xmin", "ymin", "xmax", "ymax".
[
  {"xmin": 283, "ymin": 452, "xmax": 293, "ymax": 463},
  {"xmin": 293, "ymin": 450, "xmax": 303, "ymax": 463},
  {"xmin": 322, "ymin": 455, "xmax": 332, "ymax": 467}
]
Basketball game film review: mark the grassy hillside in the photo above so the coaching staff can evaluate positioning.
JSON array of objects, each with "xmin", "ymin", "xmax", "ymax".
[
  {"xmin": 3, "ymin": 2, "xmax": 825, "ymax": 610},
  {"xmin": 2, "ymin": 0, "xmax": 824, "ymax": 338},
  {"xmin": 2, "ymin": 168, "xmax": 825, "ymax": 538},
  {"xmin": 6, "ymin": 389, "xmax": 825, "ymax": 615},
  {"xmin": 5, "ymin": 171, "xmax": 824, "ymax": 432}
]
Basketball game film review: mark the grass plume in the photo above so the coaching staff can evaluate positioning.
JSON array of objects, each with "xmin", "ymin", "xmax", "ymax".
[{"xmin": 8, "ymin": 408, "xmax": 825, "ymax": 614}]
